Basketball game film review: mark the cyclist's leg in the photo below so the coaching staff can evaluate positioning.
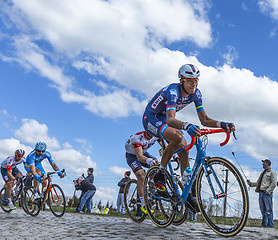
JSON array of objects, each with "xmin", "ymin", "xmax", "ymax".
[
  {"xmin": 154, "ymin": 127, "xmax": 184, "ymax": 198},
  {"xmin": 126, "ymin": 152, "xmax": 146, "ymax": 209},
  {"xmin": 35, "ymin": 163, "xmax": 46, "ymax": 190}
]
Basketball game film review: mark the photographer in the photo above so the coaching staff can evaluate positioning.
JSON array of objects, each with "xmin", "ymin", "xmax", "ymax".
[{"xmin": 74, "ymin": 175, "xmax": 96, "ymax": 213}]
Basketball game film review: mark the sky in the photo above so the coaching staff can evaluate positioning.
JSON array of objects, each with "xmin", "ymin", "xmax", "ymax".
[{"xmin": 0, "ymin": 0, "xmax": 278, "ymax": 218}]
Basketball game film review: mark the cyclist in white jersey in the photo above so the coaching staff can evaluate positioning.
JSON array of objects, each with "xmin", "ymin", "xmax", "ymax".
[
  {"xmin": 1, "ymin": 149, "xmax": 26, "ymax": 210},
  {"xmin": 125, "ymin": 130, "xmax": 162, "ymax": 214}
]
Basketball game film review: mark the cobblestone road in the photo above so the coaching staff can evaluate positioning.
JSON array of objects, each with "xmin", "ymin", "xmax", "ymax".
[{"xmin": 0, "ymin": 209, "xmax": 277, "ymax": 239}]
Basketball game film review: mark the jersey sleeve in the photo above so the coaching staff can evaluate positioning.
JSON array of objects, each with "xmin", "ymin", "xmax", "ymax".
[
  {"xmin": 7, "ymin": 158, "xmax": 12, "ymax": 171},
  {"xmin": 165, "ymin": 86, "xmax": 178, "ymax": 112},
  {"xmin": 130, "ymin": 135, "xmax": 142, "ymax": 149},
  {"xmin": 194, "ymin": 89, "xmax": 204, "ymax": 112},
  {"xmin": 45, "ymin": 152, "xmax": 54, "ymax": 164}
]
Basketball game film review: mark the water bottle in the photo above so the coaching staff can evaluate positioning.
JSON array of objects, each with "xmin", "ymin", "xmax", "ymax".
[{"xmin": 181, "ymin": 167, "xmax": 192, "ymax": 186}]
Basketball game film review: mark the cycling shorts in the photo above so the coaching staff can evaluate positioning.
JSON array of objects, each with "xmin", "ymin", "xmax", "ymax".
[
  {"xmin": 24, "ymin": 162, "xmax": 46, "ymax": 175},
  {"xmin": 1, "ymin": 166, "xmax": 22, "ymax": 183},
  {"xmin": 142, "ymin": 111, "xmax": 168, "ymax": 139},
  {"xmin": 126, "ymin": 152, "xmax": 155, "ymax": 174}
]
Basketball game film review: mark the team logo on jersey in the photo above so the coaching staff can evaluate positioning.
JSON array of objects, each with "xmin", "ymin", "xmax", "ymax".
[
  {"xmin": 151, "ymin": 95, "xmax": 164, "ymax": 109},
  {"xmin": 147, "ymin": 122, "xmax": 158, "ymax": 135},
  {"xmin": 155, "ymin": 121, "xmax": 162, "ymax": 127}
]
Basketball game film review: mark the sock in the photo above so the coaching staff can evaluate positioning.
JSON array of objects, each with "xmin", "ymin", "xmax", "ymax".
[
  {"xmin": 140, "ymin": 197, "xmax": 144, "ymax": 207},
  {"xmin": 159, "ymin": 165, "xmax": 166, "ymax": 172},
  {"xmin": 8, "ymin": 198, "xmax": 12, "ymax": 204}
]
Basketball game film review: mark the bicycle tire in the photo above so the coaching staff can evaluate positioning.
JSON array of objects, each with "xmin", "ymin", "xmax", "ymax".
[
  {"xmin": 171, "ymin": 180, "xmax": 188, "ymax": 226},
  {"xmin": 24, "ymin": 186, "xmax": 41, "ymax": 217},
  {"xmin": 143, "ymin": 165, "xmax": 175, "ymax": 227},
  {"xmin": 19, "ymin": 188, "xmax": 29, "ymax": 214},
  {"xmin": 158, "ymin": 179, "xmax": 188, "ymax": 226},
  {"xmin": 48, "ymin": 184, "xmax": 66, "ymax": 217},
  {"xmin": 196, "ymin": 157, "xmax": 249, "ymax": 237},
  {"xmin": 124, "ymin": 179, "xmax": 146, "ymax": 223},
  {"xmin": 0, "ymin": 188, "xmax": 12, "ymax": 213}
]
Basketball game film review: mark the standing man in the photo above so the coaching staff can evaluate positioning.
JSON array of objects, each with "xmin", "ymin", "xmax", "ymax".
[
  {"xmin": 117, "ymin": 171, "xmax": 131, "ymax": 215},
  {"xmin": 247, "ymin": 159, "xmax": 277, "ymax": 228}
]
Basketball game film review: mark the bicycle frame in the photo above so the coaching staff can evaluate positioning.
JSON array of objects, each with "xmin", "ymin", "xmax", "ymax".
[{"xmin": 159, "ymin": 129, "xmax": 230, "ymax": 204}]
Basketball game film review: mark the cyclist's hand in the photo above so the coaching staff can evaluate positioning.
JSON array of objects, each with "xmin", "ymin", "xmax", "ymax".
[
  {"xmin": 34, "ymin": 174, "xmax": 41, "ymax": 183},
  {"xmin": 60, "ymin": 173, "xmax": 65, "ymax": 178},
  {"xmin": 146, "ymin": 158, "xmax": 156, "ymax": 167},
  {"xmin": 186, "ymin": 124, "xmax": 201, "ymax": 136},
  {"xmin": 153, "ymin": 159, "xmax": 159, "ymax": 165},
  {"xmin": 221, "ymin": 122, "xmax": 235, "ymax": 133}
]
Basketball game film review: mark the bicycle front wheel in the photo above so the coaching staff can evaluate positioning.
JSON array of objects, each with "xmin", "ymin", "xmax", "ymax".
[
  {"xmin": 124, "ymin": 179, "xmax": 146, "ymax": 223},
  {"xmin": 143, "ymin": 165, "xmax": 175, "ymax": 227},
  {"xmin": 48, "ymin": 184, "xmax": 66, "ymax": 217},
  {"xmin": 196, "ymin": 157, "xmax": 249, "ymax": 237},
  {"xmin": 24, "ymin": 186, "xmax": 41, "ymax": 217}
]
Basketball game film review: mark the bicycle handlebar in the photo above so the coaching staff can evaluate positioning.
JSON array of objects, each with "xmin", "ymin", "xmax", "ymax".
[
  {"xmin": 201, "ymin": 128, "xmax": 230, "ymax": 146},
  {"xmin": 182, "ymin": 129, "xmax": 231, "ymax": 150}
]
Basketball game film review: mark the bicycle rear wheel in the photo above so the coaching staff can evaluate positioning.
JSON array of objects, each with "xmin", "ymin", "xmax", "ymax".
[
  {"xmin": 0, "ymin": 188, "xmax": 12, "ymax": 213},
  {"xmin": 124, "ymin": 179, "xmax": 146, "ymax": 223},
  {"xmin": 143, "ymin": 165, "xmax": 175, "ymax": 227},
  {"xmin": 171, "ymin": 180, "xmax": 188, "ymax": 226},
  {"xmin": 24, "ymin": 186, "xmax": 41, "ymax": 216},
  {"xmin": 196, "ymin": 157, "xmax": 249, "ymax": 237},
  {"xmin": 48, "ymin": 184, "xmax": 66, "ymax": 217}
]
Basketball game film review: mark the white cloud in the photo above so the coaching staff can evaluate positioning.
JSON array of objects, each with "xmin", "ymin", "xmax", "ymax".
[
  {"xmin": 14, "ymin": 118, "xmax": 60, "ymax": 149},
  {"xmin": 258, "ymin": 0, "xmax": 278, "ymax": 20},
  {"xmin": 0, "ymin": 138, "xmax": 32, "ymax": 160},
  {"xmin": 222, "ymin": 45, "xmax": 239, "ymax": 66}
]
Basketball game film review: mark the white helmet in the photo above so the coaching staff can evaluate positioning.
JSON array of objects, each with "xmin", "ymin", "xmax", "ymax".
[{"xmin": 178, "ymin": 64, "xmax": 200, "ymax": 79}]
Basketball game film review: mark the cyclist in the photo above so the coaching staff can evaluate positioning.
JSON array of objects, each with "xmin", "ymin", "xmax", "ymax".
[
  {"xmin": 125, "ymin": 130, "xmax": 162, "ymax": 214},
  {"xmin": 142, "ymin": 64, "xmax": 235, "ymax": 212},
  {"xmin": 1, "ymin": 149, "xmax": 26, "ymax": 210},
  {"xmin": 24, "ymin": 142, "xmax": 64, "ymax": 199}
]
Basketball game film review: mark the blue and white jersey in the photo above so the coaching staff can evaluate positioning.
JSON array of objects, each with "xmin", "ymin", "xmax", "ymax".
[
  {"xmin": 145, "ymin": 83, "xmax": 204, "ymax": 115},
  {"xmin": 25, "ymin": 150, "xmax": 54, "ymax": 167}
]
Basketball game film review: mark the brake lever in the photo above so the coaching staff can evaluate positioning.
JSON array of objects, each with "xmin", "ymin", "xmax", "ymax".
[{"xmin": 233, "ymin": 131, "xmax": 237, "ymax": 140}]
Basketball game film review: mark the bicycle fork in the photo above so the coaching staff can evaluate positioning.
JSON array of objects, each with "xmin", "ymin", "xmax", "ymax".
[{"xmin": 202, "ymin": 159, "xmax": 226, "ymax": 199}]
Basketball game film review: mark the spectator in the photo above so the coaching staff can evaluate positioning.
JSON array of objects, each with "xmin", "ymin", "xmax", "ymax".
[
  {"xmin": 247, "ymin": 159, "xmax": 277, "ymax": 228},
  {"xmin": 74, "ymin": 175, "xmax": 96, "ymax": 213},
  {"xmin": 117, "ymin": 171, "xmax": 131, "ymax": 215},
  {"xmin": 75, "ymin": 168, "xmax": 95, "ymax": 212},
  {"xmin": 86, "ymin": 168, "xmax": 95, "ymax": 184}
]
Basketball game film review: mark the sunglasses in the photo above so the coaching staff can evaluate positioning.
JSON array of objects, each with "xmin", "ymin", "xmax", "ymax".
[
  {"xmin": 182, "ymin": 78, "xmax": 199, "ymax": 85},
  {"xmin": 36, "ymin": 150, "xmax": 45, "ymax": 153},
  {"xmin": 15, "ymin": 154, "xmax": 24, "ymax": 157}
]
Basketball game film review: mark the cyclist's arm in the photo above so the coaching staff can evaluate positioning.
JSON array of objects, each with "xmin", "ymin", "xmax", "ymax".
[
  {"xmin": 166, "ymin": 109, "xmax": 184, "ymax": 129},
  {"xmin": 134, "ymin": 147, "xmax": 149, "ymax": 163},
  {"xmin": 50, "ymin": 162, "xmax": 64, "ymax": 177},
  {"xmin": 7, "ymin": 168, "xmax": 16, "ymax": 182},
  {"xmin": 197, "ymin": 110, "xmax": 219, "ymax": 128},
  {"xmin": 30, "ymin": 164, "xmax": 38, "ymax": 176},
  {"xmin": 134, "ymin": 147, "xmax": 159, "ymax": 165},
  {"xmin": 197, "ymin": 110, "xmax": 235, "ymax": 132}
]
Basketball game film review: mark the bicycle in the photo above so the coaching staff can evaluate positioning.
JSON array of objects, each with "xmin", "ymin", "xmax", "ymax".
[
  {"xmin": 24, "ymin": 170, "xmax": 66, "ymax": 217},
  {"xmin": 143, "ymin": 128, "xmax": 249, "ymax": 237},
  {"xmin": 124, "ymin": 178, "xmax": 146, "ymax": 223},
  {"xmin": 124, "ymin": 159, "xmax": 188, "ymax": 225},
  {"xmin": 0, "ymin": 175, "xmax": 31, "ymax": 214}
]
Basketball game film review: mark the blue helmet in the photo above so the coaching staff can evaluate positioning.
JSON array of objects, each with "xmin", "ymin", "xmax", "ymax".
[
  {"xmin": 178, "ymin": 64, "xmax": 200, "ymax": 79},
  {"xmin": 35, "ymin": 142, "xmax": 47, "ymax": 151}
]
